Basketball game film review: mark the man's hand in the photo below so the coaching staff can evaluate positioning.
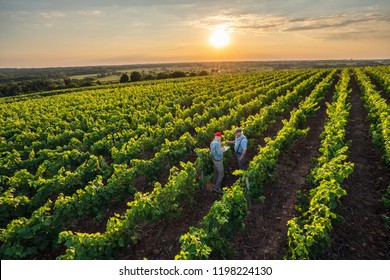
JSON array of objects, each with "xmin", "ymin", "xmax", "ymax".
[
  {"xmin": 227, "ymin": 140, "xmax": 235, "ymax": 145},
  {"xmin": 221, "ymin": 147, "xmax": 225, "ymax": 152}
]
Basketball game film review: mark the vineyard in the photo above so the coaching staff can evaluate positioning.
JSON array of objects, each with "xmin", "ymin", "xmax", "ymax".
[{"xmin": 0, "ymin": 66, "xmax": 389, "ymax": 260}]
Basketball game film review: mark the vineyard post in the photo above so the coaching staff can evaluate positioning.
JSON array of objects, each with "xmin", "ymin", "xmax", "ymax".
[
  {"xmin": 200, "ymin": 169, "xmax": 204, "ymax": 189},
  {"xmin": 245, "ymin": 177, "xmax": 252, "ymax": 207}
]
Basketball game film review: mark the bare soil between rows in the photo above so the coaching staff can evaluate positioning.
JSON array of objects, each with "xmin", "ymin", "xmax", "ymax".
[
  {"xmin": 320, "ymin": 73, "xmax": 390, "ymax": 259},
  {"xmin": 230, "ymin": 78, "xmax": 336, "ymax": 259},
  {"xmin": 30, "ymin": 77, "xmax": 308, "ymax": 260},
  {"xmin": 34, "ymin": 72, "xmax": 389, "ymax": 260},
  {"xmin": 117, "ymin": 77, "xmax": 325, "ymax": 260},
  {"xmin": 118, "ymin": 112, "xmax": 290, "ymax": 260}
]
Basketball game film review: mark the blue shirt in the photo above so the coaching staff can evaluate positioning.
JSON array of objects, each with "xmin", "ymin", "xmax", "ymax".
[
  {"xmin": 234, "ymin": 135, "xmax": 248, "ymax": 154},
  {"xmin": 210, "ymin": 139, "xmax": 223, "ymax": 161}
]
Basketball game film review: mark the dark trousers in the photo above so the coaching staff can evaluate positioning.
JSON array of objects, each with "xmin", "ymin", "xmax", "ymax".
[
  {"xmin": 212, "ymin": 159, "xmax": 224, "ymax": 187},
  {"xmin": 236, "ymin": 153, "xmax": 245, "ymax": 170}
]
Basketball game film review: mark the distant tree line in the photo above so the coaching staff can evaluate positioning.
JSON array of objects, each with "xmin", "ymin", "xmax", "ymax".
[
  {"xmin": 0, "ymin": 70, "xmax": 209, "ymax": 97},
  {"xmin": 0, "ymin": 77, "xmax": 101, "ymax": 98},
  {"xmin": 120, "ymin": 70, "xmax": 209, "ymax": 83}
]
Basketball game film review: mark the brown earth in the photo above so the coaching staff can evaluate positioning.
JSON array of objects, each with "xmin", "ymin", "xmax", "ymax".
[
  {"xmin": 230, "ymin": 78, "xmax": 336, "ymax": 259},
  {"xmin": 320, "ymin": 73, "xmax": 390, "ymax": 259},
  {"xmin": 365, "ymin": 72, "xmax": 390, "ymax": 104},
  {"xmin": 116, "ymin": 77, "xmax": 323, "ymax": 260},
  {"xmin": 48, "ymin": 72, "xmax": 390, "ymax": 260},
  {"xmin": 229, "ymin": 72, "xmax": 390, "ymax": 260},
  {"xmin": 117, "ymin": 116, "xmax": 288, "ymax": 260},
  {"xmin": 35, "ymin": 94, "xmax": 286, "ymax": 260}
]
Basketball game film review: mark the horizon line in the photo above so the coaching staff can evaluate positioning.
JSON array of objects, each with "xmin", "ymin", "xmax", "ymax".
[{"xmin": 1, "ymin": 58, "xmax": 389, "ymax": 70}]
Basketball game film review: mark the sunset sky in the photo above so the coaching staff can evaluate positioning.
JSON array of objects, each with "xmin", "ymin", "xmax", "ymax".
[{"xmin": 1, "ymin": 0, "xmax": 389, "ymax": 68}]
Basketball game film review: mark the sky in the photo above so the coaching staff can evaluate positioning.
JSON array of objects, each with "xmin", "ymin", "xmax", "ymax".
[{"xmin": 0, "ymin": 0, "xmax": 389, "ymax": 68}]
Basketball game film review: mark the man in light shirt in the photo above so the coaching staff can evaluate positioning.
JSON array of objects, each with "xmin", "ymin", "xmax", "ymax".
[
  {"xmin": 227, "ymin": 127, "xmax": 248, "ymax": 170},
  {"xmin": 210, "ymin": 132, "xmax": 225, "ymax": 194}
]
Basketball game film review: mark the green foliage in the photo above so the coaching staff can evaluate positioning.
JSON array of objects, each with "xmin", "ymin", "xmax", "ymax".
[
  {"xmin": 0, "ymin": 201, "xmax": 59, "ymax": 259},
  {"xmin": 130, "ymin": 71, "xmax": 142, "ymax": 82},
  {"xmin": 119, "ymin": 73, "xmax": 129, "ymax": 83},
  {"xmin": 176, "ymin": 184, "xmax": 247, "ymax": 259},
  {"xmin": 244, "ymin": 70, "xmax": 337, "ymax": 199},
  {"xmin": 58, "ymin": 162, "xmax": 198, "ymax": 259},
  {"xmin": 287, "ymin": 69, "xmax": 354, "ymax": 259},
  {"xmin": 355, "ymin": 68, "xmax": 390, "ymax": 231},
  {"xmin": 176, "ymin": 70, "xmax": 338, "ymax": 260},
  {"xmin": 196, "ymin": 70, "xmax": 315, "ymax": 147},
  {"xmin": 355, "ymin": 68, "xmax": 390, "ymax": 165},
  {"xmin": 4, "ymin": 67, "xmax": 384, "ymax": 261},
  {"xmin": 364, "ymin": 66, "xmax": 390, "ymax": 96}
]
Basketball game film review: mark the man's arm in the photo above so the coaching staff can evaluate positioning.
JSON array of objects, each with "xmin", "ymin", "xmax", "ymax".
[{"xmin": 226, "ymin": 140, "xmax": 235, "ymax": 145}]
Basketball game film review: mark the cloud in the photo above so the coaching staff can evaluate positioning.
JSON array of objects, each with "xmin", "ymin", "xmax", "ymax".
[
  {"xmin": 36, "ymin": 11, "xmax": 66, "ymax": 29},
  {"xmin": 313, "ymin": 28, "xmax": 390, "ymax": 41},
  {"xmin": 188, "ymin": 11, "xmax": 390, "ymax": 40},
  {"xmin": 40, "ymin": 11, "xmax": 66, "ymax": 19},
  {"xmin": 77, "ymin": 10, "xmax": 103, "ymax": 16},
  {"xmin": 284, "ymin": 13, "xmax": 390, "ymax": 31},
  {"xmin": 187, "ymin": 13, "xmax": 286, "ymax": 33},
  {"xmin": 0, "ymin": 11, "xmax": 30, "ymax": 18}
]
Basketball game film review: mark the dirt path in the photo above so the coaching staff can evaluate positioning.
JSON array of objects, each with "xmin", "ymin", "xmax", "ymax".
[
  {"xmin": 365, "ymin": 72, "xmax": 390, "ymax": 104},
  {"xmin": 119, "ymin": 79, "xmax": 325, "ymax": 260},
  {"xmin": 231, "ymin": 79, "xmax": 337, "ymax": 260},
  {"xmin": 120, "ymin": 115, "xmax": 288, "ymax": 260},
  {"xmin": 55, "ymin": 108, "xmax": 289, "ymax": 260},
  {"xmin": 321, "ymin": 73, "xmax": 390, "ymax": 259}
]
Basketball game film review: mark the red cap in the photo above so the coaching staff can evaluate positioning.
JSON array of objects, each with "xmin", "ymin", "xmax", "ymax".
[{"xmin": 215, "ymin": 132, "xmax": 223, "ymax": 137}]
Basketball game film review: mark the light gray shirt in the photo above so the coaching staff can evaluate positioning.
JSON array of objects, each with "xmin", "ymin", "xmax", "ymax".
[{"xmin": 210, "ymin": 139, "xmax": 223, "ymax": 161}]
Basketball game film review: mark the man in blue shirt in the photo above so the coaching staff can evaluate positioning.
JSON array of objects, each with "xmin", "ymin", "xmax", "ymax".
[
  {"xmin": 227, "ymin": 127, "xmax": 248, "ymax": 170},
  {"xmin": 210, "ymin": 132, "xmax": 225, "ymax": 194}
]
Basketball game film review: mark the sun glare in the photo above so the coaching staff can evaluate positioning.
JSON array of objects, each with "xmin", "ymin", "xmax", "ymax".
[{"xmin": 209, "ymin": 28, "xmax": 230, "ymax": 48}]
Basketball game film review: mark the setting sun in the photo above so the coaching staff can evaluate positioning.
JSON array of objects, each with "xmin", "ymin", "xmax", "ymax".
[{"xmin": 209, "ymin": 28, "xmax": 230, "ymax": 49}]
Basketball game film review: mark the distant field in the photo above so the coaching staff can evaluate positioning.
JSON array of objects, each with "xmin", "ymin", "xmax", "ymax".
[
  {"xmin": 0, "ymin": 66, "xmax": 389, "ymax": 260},
  {"xmin": 70, "ymin": 73, "xmax": 121, "ymax": 82},
  {"xmin": 2, "ymin": 60, "xmax": 388, "ymax": 99},
  {"xmin": 68, "ymin": 64, "xmax": 273, "ymax": 83}
]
